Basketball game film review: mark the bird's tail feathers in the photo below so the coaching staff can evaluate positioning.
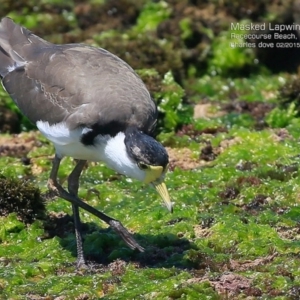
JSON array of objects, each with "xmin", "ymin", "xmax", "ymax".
[{"xmin": 0, "ymin": 17, "xmax": 50, "ymax": 77}]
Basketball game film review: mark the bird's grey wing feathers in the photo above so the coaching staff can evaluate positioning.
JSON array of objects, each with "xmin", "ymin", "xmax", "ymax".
[
  {"xmin": 0, "ymin": 17, "xmax": 157, "ymax": 135},
  {"xmin": 0, "ymin": 17, "xmax": 51, "ymax": 77}
]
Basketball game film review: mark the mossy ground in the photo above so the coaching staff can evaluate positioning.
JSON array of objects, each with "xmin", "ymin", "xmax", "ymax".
[{"xmin": 1, "ymin": 1, "xmax": 300, "ymax": 299}]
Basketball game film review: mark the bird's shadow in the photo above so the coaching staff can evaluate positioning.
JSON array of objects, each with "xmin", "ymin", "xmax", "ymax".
[{"xmin": 43, "ymin": 213, "xmax": 195, "ymax": 269}]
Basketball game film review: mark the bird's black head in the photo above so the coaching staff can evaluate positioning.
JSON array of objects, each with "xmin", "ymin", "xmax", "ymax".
[
  {"xmin": 124, "ymin": 126, "xmax": 172, "ymax": 212},
  {"xmin": 124, "ymin": 126, "xmax": 169, "ymax": 169}
]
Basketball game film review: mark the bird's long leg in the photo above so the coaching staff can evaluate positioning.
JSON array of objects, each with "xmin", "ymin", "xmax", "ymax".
[
  {"xmin": 47, "ymin": 154, "xmax": 62, "ymax": 194},
  {"xmin": 47, "ymin": 155, "xmax": 145, "ymax": 256},
  {"xmin": 67, "ymin": 160, "xmax": 88, "ymax": 268}
]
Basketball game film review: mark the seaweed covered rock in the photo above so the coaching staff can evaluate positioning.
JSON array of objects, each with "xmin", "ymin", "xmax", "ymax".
[
  {"xmin": 0, "ymin": 104, "xmax": 20, "ymax": 133},
  {"xmin": 279, "ymin": 76, "xmax": 300, "ymax": 109},
  {"xmin": 0, "ymin": 175, "xmax": 45, "ymax": 223}
]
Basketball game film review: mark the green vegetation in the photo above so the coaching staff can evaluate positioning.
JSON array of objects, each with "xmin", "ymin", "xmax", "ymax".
[
  {"xmin": 208, "ymin": 21, "xmax": 256, "ymax": 76},
  {"xmin": 1, "ymin": 0, "xmax": 300, "ymax": 299},
  {"xmin": 133, "ymin": 1, "xmax": 171, "ymax": 33}
]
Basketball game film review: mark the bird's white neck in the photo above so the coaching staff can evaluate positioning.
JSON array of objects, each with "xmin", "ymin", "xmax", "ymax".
[{"xmin": 97, "ymin": 132, "xmax": 145, "ymax": 181}]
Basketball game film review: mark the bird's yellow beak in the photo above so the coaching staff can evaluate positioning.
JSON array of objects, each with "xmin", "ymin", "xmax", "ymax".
[
  {"xmin": 144, "ymin": 165, "xmax": 173, "ymax": 213},
  {"xmin": 153, "ymin": 181, "xmax": 173, "ymax": 213}
]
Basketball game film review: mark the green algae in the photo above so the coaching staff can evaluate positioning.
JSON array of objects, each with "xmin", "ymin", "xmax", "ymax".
[
  {"xmin": 208, "ymin": 21, "xmax": 256, "ymax": 76},
  {"xmin": 2, "ymin": 85, "xmax": 300, "ymax": 299},
  {"xmin": 189, "ymin": 74, "xmax": 283, "ymax": 103},
  {"xmin": 156, "ymin": 71, "xmax": 192, "ymax": 133},
  {"xmin": 266, "ymin": 102, "xmax": 299, "ymax": 128},
  {"xmin": 133, "ymin": 1, "xmax": 171, "ymax": 34}
]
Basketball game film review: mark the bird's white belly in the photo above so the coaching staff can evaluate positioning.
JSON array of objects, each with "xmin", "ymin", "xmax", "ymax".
[
  {"xmin": 36, "ymin": 120, "xmax": 105, "ymax": 161},
  {"xmin": 54, "ymin": 142, "xmax": 103, "ymax": 161}
]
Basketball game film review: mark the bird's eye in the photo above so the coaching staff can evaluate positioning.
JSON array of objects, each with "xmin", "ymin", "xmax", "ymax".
[{"xmin": 138, "ymin": 162, "xmax": 148, "ymax": 170}]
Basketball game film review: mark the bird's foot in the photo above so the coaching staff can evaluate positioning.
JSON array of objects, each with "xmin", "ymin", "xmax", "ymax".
[
  {"xmin": 47, "ymin": 178, "xmax": 60, "ymax": 196},
  {"xmin": 109, "ymin": 219, "xmax": 145, "ymax": 252},
  {"xmin": 76, "ymin": 257, "xmax": 89, "ymax": 270}
]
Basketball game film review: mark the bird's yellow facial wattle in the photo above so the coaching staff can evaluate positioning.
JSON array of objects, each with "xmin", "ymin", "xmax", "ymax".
[
  {"xmin": 143, "ymin": 165, "xmax": 164, "ymax": 184},
  {"xmin": 140, "ymin": 164, "xmax": 173, "ymax": 213}
]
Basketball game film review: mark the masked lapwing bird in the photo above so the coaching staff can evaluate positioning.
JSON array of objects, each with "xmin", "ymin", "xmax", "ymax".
[{"xmin": 0, "ymin": 17, "xmax": 172, "ymax": 267}]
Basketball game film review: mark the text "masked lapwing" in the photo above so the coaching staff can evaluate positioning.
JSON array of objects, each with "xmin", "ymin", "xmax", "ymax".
[{"xmin": 0, "ymin": 17, "xmax": 173, "ymax": 267}]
